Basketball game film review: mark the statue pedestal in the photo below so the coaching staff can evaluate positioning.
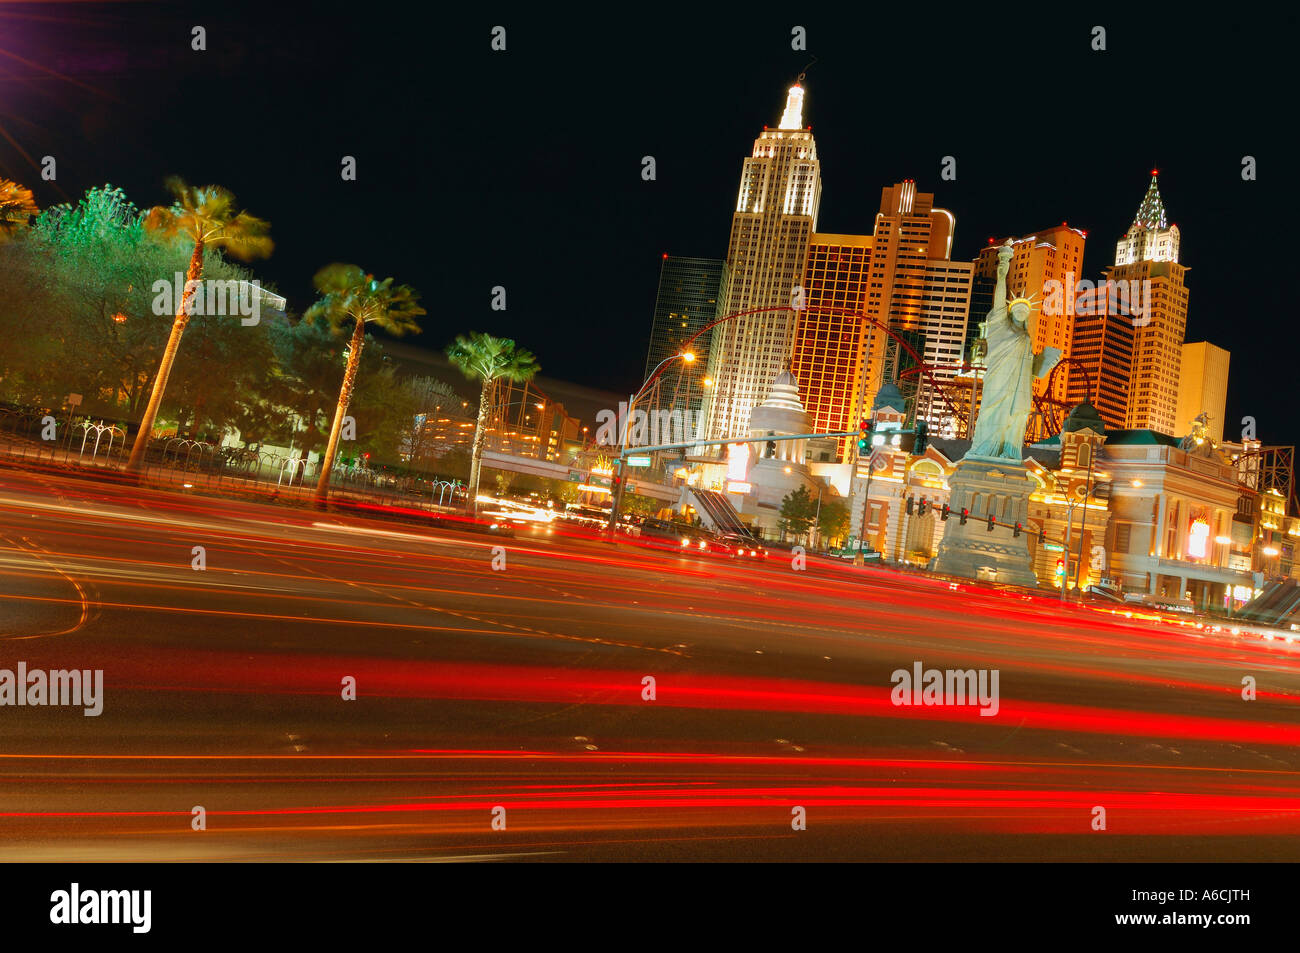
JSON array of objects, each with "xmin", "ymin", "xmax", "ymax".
[{"xmin": 929, "ymin": 457, "xmax": 1040, "ymax": 587}]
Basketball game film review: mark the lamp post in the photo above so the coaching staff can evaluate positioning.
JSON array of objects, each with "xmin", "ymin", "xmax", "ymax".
[
  {"xmin": 854, "ymin": 431, "xmax": 893, "ymax": 565},
  {"xmin": 607, "ymin": 351, "xmax": 695, "ymax": 533},
  {"xmin": 1063, "ymin": 474, "xmax": 1116, "ymax": 604},
  {"xmin": 813, "ymin": 481, "xmax": 825, "ymax": 550}
]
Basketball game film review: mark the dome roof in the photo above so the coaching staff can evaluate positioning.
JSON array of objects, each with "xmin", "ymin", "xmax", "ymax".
[
  {"xmin": 749, "ymin": 369, "xmax": 810, "ymax": 435},
  {"xmin": 1061, "ymin": 401, "xmax": 1106, "ymax": 435},
  {"xmin": 873, "ymin": 382, "xmax": 906, "ymax": 414}
]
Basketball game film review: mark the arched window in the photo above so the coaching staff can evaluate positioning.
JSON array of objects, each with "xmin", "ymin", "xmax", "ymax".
[{"xmin": 1077, "ymin": 441, "xmax": 1092, "ymax": 469}]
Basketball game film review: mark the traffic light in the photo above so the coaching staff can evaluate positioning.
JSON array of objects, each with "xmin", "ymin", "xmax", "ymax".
[
  {"xmin": 940, "ymin": 503, "xmax": 950, "ymax": 521},
  {"xmin": 1055, "ymin": 558, "xmax": 1065, "ymax": 577},
  {"xmin": 913, "ymin": 420, "xmax": 929, "ymax": 455},
  {"xmin": 986, "ymin": 514, "xmax": 995, "ymax": 531},
  {"xmin": 1013, "ymin": 522, "xmax": 1022, "ymax": 537},
  {"xmin": 1039, "ymin": 529, "xmax": 1047, "ymax": 544},
  {"xmin": 856, "ymin": 418, "xmax": 872, "ymax": 455},
  {"xmin": 766, "ymin": 440, "xmax": 777, "ymax": 458},
  {"xmin": 959, "ymin": 508, "xmax": 968, "ymax": 525},
  {"xmin": 918, "ymin": 497, "xmax": 928, "ymax": 515},
  {"xmin": 906, "ymin": 496, "xmax": 915, "ymax": 516}
]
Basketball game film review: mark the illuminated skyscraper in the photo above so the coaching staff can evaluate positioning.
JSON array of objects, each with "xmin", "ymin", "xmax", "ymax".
[
  {"xmin": 1175, "ymin": 341, "xmax": 1230, "ymax": 442},
  {"xmin": 789, "ymin": 183, "xmax": 972, "ymax": 460},
  {"xmin": 702, "ymin": 82, "xmax": 821, "ymax": 442},
  {"xmin": 1066, "ymin": 173, "xmax": 1189, "ymax": 436},
  {"xmin": 643, "ymin": 255, "xmax": 726, "ymax": 428},
  {"xmin": 1108, "ymin": 172, "xmax": 1189, "ymax": 434},
  {"xmin": 858, "ymin": 182, "xmax": 972, "ymax": 433},
  {"xmin": 1064, "ymin": 297, "xmax": 1136, "ymax": 431},
  {"xmin": 790, "ymin": 232, "xmax": 873, "ymax": 461},
  {"xmin": 1115, "ymin": 172, "xmax": 1180, "ymax": 266}
]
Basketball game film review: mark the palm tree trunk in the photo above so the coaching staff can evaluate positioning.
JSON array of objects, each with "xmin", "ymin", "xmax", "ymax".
[
  {"xmin": 125, "ymin": 241, "xmax": 203, "ymax": 473},
  {"xmin": 466, "ymin": 378, "xmax": 491, "ymax": 513},
  {"xmin": 314, "ymin": 317, "xmax": 367, "ymax": 502}
]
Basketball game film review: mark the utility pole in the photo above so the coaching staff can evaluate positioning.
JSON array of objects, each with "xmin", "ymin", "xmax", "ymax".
[{"xmin": 854, "ymin": 455, "xmax": 876, "ymax": 566}]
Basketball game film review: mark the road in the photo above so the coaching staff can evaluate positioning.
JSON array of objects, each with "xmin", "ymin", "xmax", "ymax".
[{"xmin": 1, "ymin": 465, "xmax": 1298, "ymax": 861}]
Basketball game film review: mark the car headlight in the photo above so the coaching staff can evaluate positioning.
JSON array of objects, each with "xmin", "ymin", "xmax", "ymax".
[{"xmin": 679, "ymin": 537, "xmax": 690, "ymax": 546}]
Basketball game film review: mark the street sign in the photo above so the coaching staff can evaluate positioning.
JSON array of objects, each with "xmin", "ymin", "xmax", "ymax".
[
  {"xmin": 626, "ymin": 455, "xmax": 652, "ymax": 467},
  {"xmin": 66, "ymin": 393, "xmax": 82, "ymax": 407}
]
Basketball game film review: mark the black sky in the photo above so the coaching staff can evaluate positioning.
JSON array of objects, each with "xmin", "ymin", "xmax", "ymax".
[{"xmin": 1, "ymin": 3, "xmax": 1294, "ymax": 443}]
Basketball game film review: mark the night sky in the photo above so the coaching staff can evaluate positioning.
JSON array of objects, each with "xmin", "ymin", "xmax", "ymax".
[{"xmin": 1, "ymin": 4, "xmax": 1293, "ymax": 443}]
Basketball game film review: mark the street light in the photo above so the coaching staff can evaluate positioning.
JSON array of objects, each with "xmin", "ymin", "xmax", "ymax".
[
  {"xmin": 1063, "ymin": 475, "xmax": 1114, "ymax": 603},
  {"xmin": 606, "ymin": 351, "xmax": 696, "ymax": 532}
]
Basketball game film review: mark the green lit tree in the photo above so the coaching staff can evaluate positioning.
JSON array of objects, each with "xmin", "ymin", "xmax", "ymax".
[
  {"xmin": 779, "ymin": 485, "xmax": 818, "ymax": 541},
  {"xmin": 817, "ymin": 499, "xmax": 850, "ymax": 548},
  {"xmin": 303, "ymin": 264, "xmax": 424, "ymax": 501},
  {"xmin": 445, "ymin": 332, "xmax": 540, "ymax": 513},
  {"xmin": 125, "ymin": 178, "xmax": 272, "ymax": 472}
]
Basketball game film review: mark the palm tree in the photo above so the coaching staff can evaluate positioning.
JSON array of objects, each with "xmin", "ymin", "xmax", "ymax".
[
  {"xmin": 446, "ymin": 332, "xmax": 540, "ymax": 513},
  {"xmin": 0, "ymin": 179, "xmax": 38, "ymax": 241},
  {"xmin": 304, "ymin": 263, "xmax": 424, "ymax": 501},
  {"xmin": 125, "ymin": 177, "xmax": 272, "ymax": 472}
]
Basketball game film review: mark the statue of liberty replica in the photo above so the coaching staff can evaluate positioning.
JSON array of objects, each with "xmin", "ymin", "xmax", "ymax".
[{"xmin": 930, "ymin": 241, "xmax": 1060, "ymax": 586}]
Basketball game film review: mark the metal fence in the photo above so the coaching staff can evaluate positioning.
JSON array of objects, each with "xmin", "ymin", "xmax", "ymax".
[{"xmin": 0, "ymin": 410, "xmax": 470, "ymax": 514}]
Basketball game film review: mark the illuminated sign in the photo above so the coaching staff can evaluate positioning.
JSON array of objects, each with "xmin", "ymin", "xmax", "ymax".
[
  {"xmin": 626, "ymin": 455, "xmax": 652, "ymax": 467},
  {"xmin": 726, "ymin": 443, "xmax": 751, "ymax": 482},
  {"xmin": 1187, "ymin": 517, "xmax": 1210, "ymax": 559},
  {"xmin": 725, "ymin": 481, "xmax": 752, "ymax": 494}
]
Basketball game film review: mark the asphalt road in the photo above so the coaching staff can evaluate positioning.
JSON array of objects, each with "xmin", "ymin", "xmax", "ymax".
[{"xmin": 1, "ymin": 466, "xmax": 1298, "ymax": 861}]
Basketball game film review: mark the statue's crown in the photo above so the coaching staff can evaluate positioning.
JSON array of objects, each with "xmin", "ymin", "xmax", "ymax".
[{"xmin": 1007, "ymin": 289, "xmax": 1038, "ymax": 312}]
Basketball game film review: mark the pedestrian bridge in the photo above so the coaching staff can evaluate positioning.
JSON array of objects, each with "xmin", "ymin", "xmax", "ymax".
[{"xmin": 480, "ymin": 450, "xmax": 680, "ymax": 502}]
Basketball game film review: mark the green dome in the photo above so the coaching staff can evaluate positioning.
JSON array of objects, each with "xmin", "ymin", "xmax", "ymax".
[
  {"xmin": 873, "ymin": 382, "xmax": 906, "ymax": 413},
  {"xmin": 1061, "ymin": 401, "xmax": 1106, "ymax": 435}
]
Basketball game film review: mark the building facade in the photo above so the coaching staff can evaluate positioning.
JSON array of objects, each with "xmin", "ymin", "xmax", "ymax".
[
  {"xmin": 1108, "ymin": 172, "xmax": 1189, "ymax": 434},
  {"xmin": 703, "ymin": 83, "xmax": 821, "ymax": 443},
  {"xmin": 860, "ymin": 181, "xmax": 973, "ymax": 431},
  {"xmin": 643, "ymin": 255, "xmax": 727, "ymax": 435},
  {"xmin": 1175, "ymin": 341, "xmax": 1230, "ymax": 443},
  {"xmin": 790, "ymin": 232, "xmax": 873, "ymax": 462}
]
